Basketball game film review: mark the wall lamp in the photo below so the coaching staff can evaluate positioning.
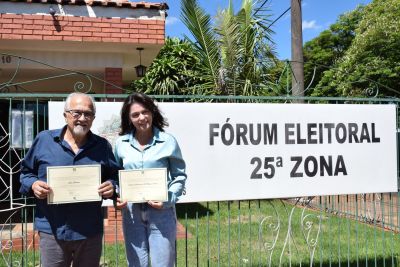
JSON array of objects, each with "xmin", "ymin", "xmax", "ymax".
[
  {"xmin": 134, "ymin": 47, "xmax": 147, "ymax": 78},
  {"xmin": 49, "ymin": 6, "xmax": 57, "ymax": 17}
]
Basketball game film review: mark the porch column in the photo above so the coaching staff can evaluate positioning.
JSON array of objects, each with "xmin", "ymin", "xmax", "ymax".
[{"xmin": 104, "ymin": 67, "xmax": 123, "ymax": 94}]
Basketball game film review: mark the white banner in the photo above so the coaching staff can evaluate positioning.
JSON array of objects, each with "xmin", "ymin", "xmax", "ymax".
[{"xmin": 49, "ymin": 102, "xmax": 398, "ymax": 202}]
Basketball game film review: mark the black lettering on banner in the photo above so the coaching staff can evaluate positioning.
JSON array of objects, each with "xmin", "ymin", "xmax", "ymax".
[
  {"xmin": 335, "ymin": 123, "xmax": 347, "ymax": 144},
  {"xmin": 307, "ymin": 123, "xmax": 318, "ymax": 144},
  {"xmin": 250, "ymin": 157, "xmax": 280, "ymax": 179},
  {"xmin": 250, "ymin": 157, "xmax": 262, "ymax": 179},
  {"xmin": 335, "ymin": 155, "xmax": 348, "ymax": 175},
  {"xmin": 304, "ymin": 156, "xmax": 318, "ymax": 177},
  {"xmin": 221, "ymin": 118, "xmax": 234, "ymax": 145},
  {"xmin": 320, "ymin": 155, "xmax": 333, "ymax": 176},
  {"xmin": 249, "ymin": 123, "xmax": 261, "ymax": 145},
  {"xmin": 285, "ymin": 123, "xmax": 295, "ymax": 144},
  {"xmin": 360, "ymin": 123, "xmax": 371, "ymax": 143},
  {"xmin": 296, "ymin": 124, "xmax": 306, "ymax": 144},
  {"xmin": 209, "ymin": 123, "xmax": 219, "ymax": 145},
  {"xmin": 371, "ymin": 123, "xmax": 380, "ymax": 143},
  {"xmin": 318, "ymin": 123, "xmax": 323, "ymax": 144},
  {"xmin": 291, "ymin": 155, "xmax": 347, "ymax": 177},
  {"xmin": 210, "ymin": 121, "xmax": 278, "ymax": 146},
  {"xmin": 236, "ymin": 124, "xmax": 249, "ymax": 145},
  {"xmin": 290, "ymin": 156, "xmax": 303, "ymax": 178},
  {"xmin": 276, "ymin": 157, "xmax": 283, "ymax": 167},
  {"xmin": 264, "ymin": 123, "xmax": 278, "ymax": 144},
  {"xmin": 263, "ymin": 157, "xmax": 275, "ymax": 179},
  {"xmin": 324, "ymin": 123, "xmax": 335, "ymax": 143},
  {"xmin": 348, "ymin": 123, "xmax": 359, "ymax": 143}
]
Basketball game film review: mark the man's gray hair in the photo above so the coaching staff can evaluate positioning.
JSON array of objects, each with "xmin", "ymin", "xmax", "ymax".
[{"xmin": 64, "ymin": 92, "xmax": 96, "ymax": 114}]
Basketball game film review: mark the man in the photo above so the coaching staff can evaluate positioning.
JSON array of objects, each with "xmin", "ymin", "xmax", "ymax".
[{"xmin": 20, "ymin": 92, "xmax": 119, "ymax": 267}]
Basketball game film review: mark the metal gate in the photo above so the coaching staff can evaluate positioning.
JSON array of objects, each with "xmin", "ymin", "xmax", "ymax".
[{"xmin": 0, "ymin": 93, "xmax": 399, "ymax": 267}]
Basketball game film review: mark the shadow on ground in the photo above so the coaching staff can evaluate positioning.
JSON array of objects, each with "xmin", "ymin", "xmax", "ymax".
[{"xmin": 176, "ymin": 202, "xmax": 214, "ymax": 219}]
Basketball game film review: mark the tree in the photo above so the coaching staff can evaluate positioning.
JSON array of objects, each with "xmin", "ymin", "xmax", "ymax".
[
  {"xmin": 313, "ymin": 0, "xmax": 400, "ymax": 97},
  {"xmin": 131, "ymin": 38, "xmax": 203, "ymax": 95},
  {"xmin": 181, "ymin": 0, "xmax": 277, "ymax": 96},
  {"xmin": 302, "ymin": 5, "xmax": 365, "ymax": 96}
]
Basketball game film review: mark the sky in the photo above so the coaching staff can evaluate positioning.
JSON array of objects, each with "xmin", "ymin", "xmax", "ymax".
[{"xmin": 145, "ymin": 0, "xmax": 372, "ymax": 59}]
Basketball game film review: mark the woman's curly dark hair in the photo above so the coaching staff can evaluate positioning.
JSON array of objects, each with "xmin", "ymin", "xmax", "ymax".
[{"xmin": 119, "ymin": 93, "xmax": 168, "ymax": 135}]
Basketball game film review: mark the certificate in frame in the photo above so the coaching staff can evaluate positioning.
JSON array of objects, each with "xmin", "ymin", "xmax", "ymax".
[
  {"xmin": 47, "ymin": 165, "xmax": 101, "ymax": 204},
  {"xmin": 119, "ymin": 168, "xmax": 168, "ymax": 203}
]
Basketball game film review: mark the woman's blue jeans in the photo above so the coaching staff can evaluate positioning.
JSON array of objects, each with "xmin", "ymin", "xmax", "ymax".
[{"xmin": 122, "ymin": 203, "xmax": 177, "ymax": 267}]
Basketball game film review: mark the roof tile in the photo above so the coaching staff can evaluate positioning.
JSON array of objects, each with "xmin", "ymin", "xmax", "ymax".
[{"xmin": 1, "ymin": 0, "xmax": 169, "ymax": 10}]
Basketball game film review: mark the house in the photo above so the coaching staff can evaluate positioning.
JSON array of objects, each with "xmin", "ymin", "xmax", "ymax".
[
  {"xmin": 0, "ymin": 0, "xmax": 168, "ymax": 93},
  {"xmin": 0, "ymin": 0, "xmax": 170, "ymax": 249}
]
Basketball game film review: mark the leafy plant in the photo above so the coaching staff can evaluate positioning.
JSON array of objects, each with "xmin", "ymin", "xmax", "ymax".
[
  {"xmin": 312, "ymin": 0, "xmax": 400, "ymax": 97},
  {"xmin": 302, "ymin": 5, "xmax": 365, "ymax": 96},
  {"xmin": 131, "ymin": 38, "xmax": 203, "ymax": 95},
  {"xmin": 181, "ymin": 0, "xmax": 277, "ymax": 96}
]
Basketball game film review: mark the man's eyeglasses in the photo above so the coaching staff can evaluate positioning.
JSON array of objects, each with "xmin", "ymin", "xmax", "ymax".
[{"xmin": 65, "ymin": 110, "xmax": 95, "ymax": 119}]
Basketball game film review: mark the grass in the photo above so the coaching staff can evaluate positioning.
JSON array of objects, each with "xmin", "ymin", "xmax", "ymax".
[
  {"xmin": 174, "ymin": 200, "xmax": 399, "ymax": 267},
  {"xmin": 6, "ymin": 200, "xmax": 400, "ymax": 267}
]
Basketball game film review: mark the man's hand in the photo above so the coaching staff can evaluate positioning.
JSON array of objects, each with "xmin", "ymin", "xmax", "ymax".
[
  {"xmin": 32, "ymin": 181, "xmax": 50, "ymax": 199},
  {"xmin": 98, "ymin": 181, "xmax": 114, "ymax": 198},
  {"xmin": 148, "ymin": 200, "xmax": 163, "ymax": 209}
]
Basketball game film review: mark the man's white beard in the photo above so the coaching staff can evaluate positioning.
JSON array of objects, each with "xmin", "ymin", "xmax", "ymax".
[{"xmin": 72, "ymin": 125, "xmax": 88, "ymax": 137}]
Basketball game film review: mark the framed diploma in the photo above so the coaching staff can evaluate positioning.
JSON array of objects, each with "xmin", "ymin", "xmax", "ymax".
[
  {"xmin": 119, "ymin": 168, "xmax": 168, "ymax": 203},
  {"xmin": 47, "ymin": 165, "xmax": 101, "ymax": 204}
]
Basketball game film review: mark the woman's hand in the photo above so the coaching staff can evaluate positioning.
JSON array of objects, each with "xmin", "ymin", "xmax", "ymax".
[
  {"xmin": 115, "ymin": 198, "xmax": 128, "ymax": 210},
  {"xmin": 98, "ymin": 181, "xmax": 114, "ymax": 198},
  {"xmin": 148, "ymin": 200, "xmax": 163, "ymax": 209}
]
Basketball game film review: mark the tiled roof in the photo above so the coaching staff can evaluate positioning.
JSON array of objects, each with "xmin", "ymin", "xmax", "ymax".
[{"xmin": 1, "ymin": 0, "xmax": 169, "ymax": 10}]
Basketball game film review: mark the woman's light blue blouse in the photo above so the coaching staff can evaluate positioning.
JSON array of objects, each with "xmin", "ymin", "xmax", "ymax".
[{"xmin": 114, "ymin": 127, "xmax": 187, "ymax": 208}]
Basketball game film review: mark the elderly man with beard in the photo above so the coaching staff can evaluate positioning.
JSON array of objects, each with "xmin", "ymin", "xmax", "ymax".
[{"xmin": 19, "ymin": 92, "xmax": 119, "ymax": 267}]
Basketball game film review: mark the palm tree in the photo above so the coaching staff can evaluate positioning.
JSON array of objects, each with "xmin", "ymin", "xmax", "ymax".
[{"xmin": 181, "ymin": 0, "xmax": 276, "ymax": 96}]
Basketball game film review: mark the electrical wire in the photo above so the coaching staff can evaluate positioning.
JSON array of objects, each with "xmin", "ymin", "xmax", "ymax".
[
  {"xmin": 267, "ymin": 6, "xmax": 291, "ymax": 29},
  {"xmin": 254, "ymin": 0, "xmax": 270, "ymax": 15}
]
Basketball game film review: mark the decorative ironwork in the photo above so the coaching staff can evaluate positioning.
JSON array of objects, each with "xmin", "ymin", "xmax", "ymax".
[
  {"xmin": 0, "ymin": 210, "xmax": 21, "ymax": 267},
  {"xmin": 364, "ymin": 84, "xmax": 380, "ymax": 98},
  {"xmin": 301, "ymin": 206, "xmax": 322, "ymax": 266},
  {"xmin": 257, "ymin": 199, "xmax": 323, "ymax": 267},
  {"xmin": 0, "ymin": 122, "xmax": 23, "ymax": 211},
  {"xmin": 259, "ymin": 201, "xmax": 280, "ymax": 266},
  {"xmin": 0, "ymin": 53, "xmax": 124, "ymax": 94}
]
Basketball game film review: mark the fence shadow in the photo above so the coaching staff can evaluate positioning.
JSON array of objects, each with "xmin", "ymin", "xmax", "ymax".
[
  {"xmin": 250, "ymin": 256, "xmax": 400, "ymax": 267},
  {"xmin": 176, "ymin": 202, "xmax": 214, "ymax": 219}
]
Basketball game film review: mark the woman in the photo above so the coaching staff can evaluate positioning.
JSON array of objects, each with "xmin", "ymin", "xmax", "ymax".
[{"xmin": 114, "ymin": 93, "xmax": 187, "ymax": 267}]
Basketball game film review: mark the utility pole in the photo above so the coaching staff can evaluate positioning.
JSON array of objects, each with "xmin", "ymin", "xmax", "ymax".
[{"xmin": 291, "ymin": 0, "xmax": 304, "ymax": 100}]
